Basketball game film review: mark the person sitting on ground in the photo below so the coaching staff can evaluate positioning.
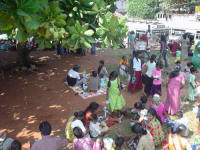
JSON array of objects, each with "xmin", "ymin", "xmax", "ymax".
[
  {"xmin": 166, "ymin": 125, "xmax": 192, "ymax": 150},
  {"xmin": 119, "ymin": 56, "xmax": 129, "ymax": 77},
  {"xmin": 10, "ymin": 140, "xmax": 22, "ymax": 150},
  {"xmin": 89, "ymin": 71, "xmax": 99, "ymax": 92},
  {"xmin": 150, "ymin": 94, "xmax": 167, "ymax": 124},
  {"xmin": 128, "ymin": 123, "xmax": 155, "ymax": 150},
  {"xmin": 145, "ymin": 108, "xmax": 164, "ymax": 146},
  {"xmin": 89, "ymin": 114, "xmax": 109, "ymax": 138},
  {"xmin": 93, "ymin": 137, "xmax": 105, "ymax": 150},
  {"xmin": 115, "ymin": 137, "xmax": 125, "ymax": 150},
  {"xmin": 71, "ymin": 111, "xmax": 87, "ymax": 135},
  {"xmin": 72, "ymin": 127, "xmax": 94, "ymax": 150},
  {"xmin": 97, "ymin": 60, "xmax": 108, "ymax": 78},
  {"xmin": 166, "ymin": 111, "xmax": 189, "ymax": 137},
  {"xmin": 0, "ymin": 130, "xmax": 14, "ymax": 150},
  {"xmin": 99, "ymin": 74, "xmax": 106, "ymax": 89},
  {"xmin": 65, "ymin": 110, "xmax": 86, "ymax": 142},
  {"xmin": 31, "ymin": 121, "xmax": 68, "ymax": 150},
  {"xmin": 66, "ymin": 65, "xmax": 85, "ymax": 86},
  {"xmin": 83, "ymin": 102, "xmax": 99, "ymax": 128}
]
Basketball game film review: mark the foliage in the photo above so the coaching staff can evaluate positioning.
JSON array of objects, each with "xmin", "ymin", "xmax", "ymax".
[
  {"xmin": 0, "ymin": 0, "xmax": 48, "ymax": 42},
  {"xmin": 96, "ymin": 12, "xmax": 128, "ymax": 48},
  {"xmin": 127, "ymin": 0, "xmax": 161, "ymax": 19},
  {"xmin": 60, "ymin": 0, "xmax": 128, "ymax": 49},
  {"xmin": 104, "ymin": 0, "xmax": 117, "ymax": 12},
  {"xmin": 0, "ymin": 0, "xmax": 128, "ymax": 52}
]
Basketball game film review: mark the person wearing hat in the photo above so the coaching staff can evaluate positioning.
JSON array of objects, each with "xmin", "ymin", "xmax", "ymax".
[
  {"xmin": 142, "ymin": 54, "xmax": 156, "ymax": 97},
  {"xmin": 192, "ymin": 42, "xmax": 200, "ymax": 68},
  {"xmin": 66, "ymin": 65, "xmax": 86, "ymax": 86}
]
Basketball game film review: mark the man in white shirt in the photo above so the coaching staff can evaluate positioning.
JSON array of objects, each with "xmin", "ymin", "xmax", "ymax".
[{"xmin": 66, "ymin": 65, "xmax": 85, "ymax": 86}]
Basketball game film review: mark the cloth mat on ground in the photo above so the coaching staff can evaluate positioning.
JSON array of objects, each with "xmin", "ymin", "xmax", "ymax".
[{"xmin": 64, "ymin": 82, "xmax": 106, "ymax": 99}]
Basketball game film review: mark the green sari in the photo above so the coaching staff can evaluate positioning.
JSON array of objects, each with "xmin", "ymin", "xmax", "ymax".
[{"xmin": 192, "ymin": 42, "xmax": 200, "ymax": 68}]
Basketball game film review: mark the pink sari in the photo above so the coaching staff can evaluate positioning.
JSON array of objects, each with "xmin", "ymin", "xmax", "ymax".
[
  {"xmin": 150, "ymin": 103, "xmax": 167, "ymax": 123},
  {"xmin": 165, "ymin": 74, "xmax": 185, "ymax": 115}
]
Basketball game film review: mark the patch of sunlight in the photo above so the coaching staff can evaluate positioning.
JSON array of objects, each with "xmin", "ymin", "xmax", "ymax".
[
  {"xmin": 38, "ymin": 56, "xmax": 50, "ymax": 62},
  {"xmin": 49, "ymin": 105, "xmax": 62, "ymax": 109},
  {"xmin": 13, "ymin": 112, "xmax": 20, "ymax": 120}
]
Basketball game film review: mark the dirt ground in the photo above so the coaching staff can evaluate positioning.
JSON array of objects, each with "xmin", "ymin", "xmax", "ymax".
[{"xmin": 0, "ymin": 49, "xmax": 199, "ymax": 149}]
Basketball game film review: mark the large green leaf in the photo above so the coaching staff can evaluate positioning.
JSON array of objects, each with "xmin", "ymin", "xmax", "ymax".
[
  {"xmin": 24, "ymin": 17, "xmax": 40, "ymax": 30},
  {"xmin": 84, "ymin": 30, "xmax": 94, "ymax": 36},
  {"xmin": 17, "ymin": 9, "xmax": 29, "ymax": 16},
  {"xmin": 16, "ymin": 29, "xmax": 25, "ymax": 42}
]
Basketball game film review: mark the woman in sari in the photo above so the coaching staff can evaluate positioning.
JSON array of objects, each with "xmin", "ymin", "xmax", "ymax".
[
  {"xmin": 165, "ymin": 68, "xmax": 185, "ymax": 115},
  {"xmin": 192, "ymin": 42, "xmax": 200, "ymax": 68}
]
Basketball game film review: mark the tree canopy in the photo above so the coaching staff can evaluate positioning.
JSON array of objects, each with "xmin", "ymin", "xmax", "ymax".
[
  {"xmin": 127, "ymin": 0, "xmax": 161, "ymax": 19},
  {"xmin": 0, "ymin": 0, "xmax": 128, "ymax": 50}
]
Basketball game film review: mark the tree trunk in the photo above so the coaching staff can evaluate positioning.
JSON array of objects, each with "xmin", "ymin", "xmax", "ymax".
[{"xmin": 16, "ymin": 43, "xmax": 31, "ymax": 68}]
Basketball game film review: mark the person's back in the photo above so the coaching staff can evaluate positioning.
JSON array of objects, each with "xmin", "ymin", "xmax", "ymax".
[
  {"xmin": 31, "ymin": 136, "xmax": 68, "ymax": 150},
  {"xmin": 31, "ymin": 121, "xmax": 68, "ymax": 150}
]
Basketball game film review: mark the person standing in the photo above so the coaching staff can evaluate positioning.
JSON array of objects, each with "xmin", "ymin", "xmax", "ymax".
[
  {"xmin": 165, "ymin": 68, "xmax": 185, "ymax": 115},
  {"xmin": 128, "ymin": 31, "xmax": 136, "ymax": 56},
  {"xmin": 107, "ymin": 71, "xmax": 126, "ymax": 116},
  {"xmin": 128, "ymin": 52, "xmax": 143, "ymax": 92},
  {"xmin": 158, "ymin": 35, "xmax": 168, "ymax": 68},
  {"xmin": 181, "ymin": 34, "xmax": 190, "ymax": 60},
  {"xmin": 192, "ymin": 42, "xmax": 200, "ymax": 68},
  {"xmin": 143, "ymin": 54, "xmax": 156, "ymax": 97}
]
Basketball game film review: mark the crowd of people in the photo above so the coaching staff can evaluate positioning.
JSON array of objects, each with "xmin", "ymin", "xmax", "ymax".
[{"xmin": 1, "ymin": 33, "xmax": 200, "ymax": 150}]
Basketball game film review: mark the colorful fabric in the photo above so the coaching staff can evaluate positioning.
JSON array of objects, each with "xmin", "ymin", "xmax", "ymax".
[
  {"xmin": 128, "ymin": 71, "xmax": 143, "ymax": 92},
  {"xmin": 192, "ymin": 42, "xmax": 200, "ymax": 68},
  {"xmin": 65, "ymin": 116, "xmax": 75, "ymax": 142},
  {"xmin": 168, "ymin": 134, "xmax": 192, "ymax": 150},
  {"xmin": 188, "ymin": 73, "xmax": 197, "ymax": 101},
  {"xmin": 150, "ymin": 103, "xmax": 167, "ymax": 123},
  {"xmin": 119, "ymin": 59, "xmax": 129, "ymax": 65},
  {"xmin": 165, "ymin": 74, "xmax": 185, "ymax": 115},
  {"xmin": 152, "ymin": 69, "xmax": 162, "ymax": 85},
  {"xmin": 72, "ymin": 137, "xmax": 94, "ymax": 150},
  {"xmin": 107, "ymin": 78, "xmax": 125, "ymax": 112},
  {"xmin": 147, "ymin": 119, "xmax": 164, "ymax": 146}
]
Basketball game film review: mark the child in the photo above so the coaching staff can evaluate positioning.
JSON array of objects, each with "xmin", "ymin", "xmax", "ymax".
[
  {"xmin": 119, "ymin": 56, "xmax": 129, "ymax": 77},
  {"xmin": 175, "ymin": 49, "xmax": 181, "ymax": 62},
  {"xmin": 184, "ymin": 62, "xmax": 193, "ymax": 80},
  {"xmin": 150, "ymin": 62, "xmax": 163, "ymax": 96},
  {"xmin": 146, "ymin": 108, "xmax": 165, "ymax": 146},
  {"xmin": 71, "ymin": 111, "xmax": 87, "ymax": 135},
  {"xmin": 188, "ymin": 67, "xmax": 199, "ymax": 101},
  {"xmin": 175, "ymin": 60, "xmax": 182, "ymax": 72},
  {"xmin": 150, "ymin": 94, "xmax": 167, "ymax": 124},
  {"xmin": 89, "ymin": 71, "xmax": 99, "ymax": 92},
  {"xmin": 99, "ymin": 74, "xmax": 106, "ymax": 89},
  {"xmin": 115, "ymin": 137, "xmax": 125, "ymax": 150},
  {"xmin": 107, "ymin": 71, "xmax": 126, "ymax": 116},
  {"xmin": 89, "ymin": 114, "xmax": 109, "ymax": 138}
]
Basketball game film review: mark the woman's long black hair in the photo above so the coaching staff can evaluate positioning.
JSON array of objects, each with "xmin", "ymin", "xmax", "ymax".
[
  {"xmin": 107, "ymin": 71, "xmax": 118, "ymax": 88},
  {"xmin": 169, "ymin": 68, "xmax": 180, "ymax": 79},
  {"xmin": 85, "ymin": 102, "xmax": 99, "ymax": 113},
  {"xmin": 97, "ymin": 60, "xmax": 104, "ymax": 75},
  {"xmin": 131, "ymin": 123, "xmax": 147, "ymax": 135}
]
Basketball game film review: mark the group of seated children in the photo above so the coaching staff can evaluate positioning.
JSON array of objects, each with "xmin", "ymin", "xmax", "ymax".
[
  {"xmin": 66, "ymin": 60, "xmax": 108, "ymax": 92},
  {"xmin": 64, "ymin": 92, "xmax": 197, "ymax": 150}
]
